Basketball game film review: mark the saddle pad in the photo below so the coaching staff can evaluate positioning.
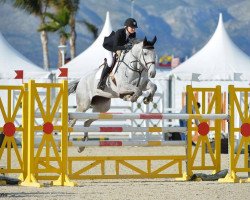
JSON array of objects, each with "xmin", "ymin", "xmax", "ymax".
[{"xmin": 94, "ymin": 61, "xmax": 119, "ymax": 82}]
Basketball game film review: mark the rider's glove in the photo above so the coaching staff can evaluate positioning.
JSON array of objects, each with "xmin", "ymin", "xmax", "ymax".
[{"xmin": 124, "ymin": 43, "xmax": 133, "ymax": 50}]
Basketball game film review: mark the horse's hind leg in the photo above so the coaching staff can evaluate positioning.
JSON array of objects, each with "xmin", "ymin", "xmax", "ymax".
[
  {"xmin": 77, "ymin": 118, "xmax": 96, "ymax": 153},
  {"xmin": 69, "ymin": 100, "xmax": 90, "ymax": 140},
  {"xmin": 56, "ymin": 105, "xmax": 87, "ymax": 152},
  {"xmin": 78, "ymin": 97, "xmax": 111, "ymax": 153},
  {"xmin": 92, "ymin": 97, "xmax": 111, "ymax": 113}
]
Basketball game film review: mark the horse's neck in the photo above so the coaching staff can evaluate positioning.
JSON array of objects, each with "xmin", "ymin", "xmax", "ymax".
[{"xmin": 122, "ymin": 50, "xmax": 139, "ymax": 70}]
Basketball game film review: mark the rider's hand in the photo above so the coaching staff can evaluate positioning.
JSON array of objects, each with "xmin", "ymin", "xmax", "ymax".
[{"xmin": 124, "ymin": 43, "xmax": 133, "ymax": 50}]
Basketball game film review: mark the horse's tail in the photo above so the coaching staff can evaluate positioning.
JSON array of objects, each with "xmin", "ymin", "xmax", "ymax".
[{"xmin": 68, "ymin": 80, "xmax": 79, "ymax": 95}]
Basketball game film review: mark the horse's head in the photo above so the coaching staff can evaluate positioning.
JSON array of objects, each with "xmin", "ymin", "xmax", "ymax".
[{"xmin": 130, "ymin": 36, "xmax": 157, "ymax": 78}]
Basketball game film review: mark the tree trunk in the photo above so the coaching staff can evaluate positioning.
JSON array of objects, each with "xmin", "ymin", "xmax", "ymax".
[
  {"xmin": 40, "ymin": 30, "xmax": 50, "ymax": 70},
  {"xmin": 69, "ymin": 14, "xmax": 76, "ymax": 59},
  {"xmin": 58, "ymin": 36, "xmax": 68, "ymax": 68}
]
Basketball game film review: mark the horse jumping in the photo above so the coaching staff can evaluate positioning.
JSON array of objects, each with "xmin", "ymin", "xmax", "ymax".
[{"xmin": 68, "ymin": 37, "xmax": 157, "ymax": 152}]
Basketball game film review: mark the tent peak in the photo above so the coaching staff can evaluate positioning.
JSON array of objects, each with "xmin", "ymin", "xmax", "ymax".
[
  {"xmin": 106, "ymin": 11, "xmax": 110, "ymax": 19},
  {"xmin": 103, "ymin": 11, "xmax": 111, "ymax": 31},
  {"xmin": 219, "ymin": 13, "xmax": 223, "ymax": 25},
  {"xmin": 215, "ymin": 13, "xmax": 225, "ymax": 35}
]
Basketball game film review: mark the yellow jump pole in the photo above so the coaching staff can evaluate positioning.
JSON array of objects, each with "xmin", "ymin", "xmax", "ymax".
[
  {"xmin": 219, "ymin": 85, "xmax": 239, "ymax": 183},
  {"xmin": 21, "ymin": 80, "xmax": 41, "ymax": 187},
  {"xmin": 19, "ymin": 83, "xmax": 28, "ymax": 181},
  {"xmin": 186, "ymin": 85, "xmax": 193, "ymax": 179},
  {"xmin": 53, "ymin": 80, "xmax": 76, "ymax": 186},
  {"xmin": 214, "ymin": 85, "xmax": 222, "ymax": 173}
]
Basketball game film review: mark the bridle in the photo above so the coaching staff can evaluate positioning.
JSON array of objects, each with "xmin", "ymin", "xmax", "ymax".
[
  {"xmin": 129, "ymin": 46, "xmax": 155, "ymax": 73},
  {"xmin": 117, "ymin": 44, "xmax": 155, "ymax": 86}
]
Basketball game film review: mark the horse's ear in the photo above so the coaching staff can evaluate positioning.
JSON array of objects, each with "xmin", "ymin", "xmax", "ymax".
[
  {"xmin": 152, "ymin": 36, "xmax": 157, "ymax": 45},
  {"xmin": 143, "ymin": 36, "xmax": 147, "ymax": 46}
]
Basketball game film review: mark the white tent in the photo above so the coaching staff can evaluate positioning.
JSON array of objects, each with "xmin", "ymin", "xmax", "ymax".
[
  {"xmin": 170, "ymin": 13, "xmax": 250, "ymax": 81},
  {"xmin": 0, "ymin": 32, "xmax": 51, "ymax": 128},
  {"xmin": 0, "ymin": 32, "xmax": 50, "ymax": 79},
  {"xmin": 167, "ymin": 13, "xmax": 250, "ymax": 117},
  {"xmin": 63, "ymin": 12, "xmax": 113, "ymax": 78}
]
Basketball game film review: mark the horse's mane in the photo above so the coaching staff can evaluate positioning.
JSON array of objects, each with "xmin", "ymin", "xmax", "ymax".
[
  {"xmin": 130, "ymin": 39, "xmax": 143, "ymax": 45},
  {"xmin": 131, "ymin": 38, "xmax": 155, "ymax": 49}
]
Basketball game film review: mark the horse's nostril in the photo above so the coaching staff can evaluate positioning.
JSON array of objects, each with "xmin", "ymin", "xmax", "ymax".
[{"xmin": 150, "ymin": 70, "xmax": 156, "ymax": 78}]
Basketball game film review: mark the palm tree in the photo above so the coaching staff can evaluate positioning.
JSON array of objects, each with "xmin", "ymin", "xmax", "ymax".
[
  {"xmin": 38, "ymin": 7, "xmax": 70, "ymax": 67},
  {"xmin": 56, "ymin": 1, "xmax": 99, "ymax": 59},
  {"xmin": 81, "ymin": 20, "xmax": 98, "ymax": 40},
  {"xmin": 3, "ymin": 0, "xmax": 52, "ymax": 70},
  {"xmin": 52, "ymin": 0, "xmax": 79, "ymax": 59},
  {"xmin": 51, "ymin": 0, "xmax": 98, "ymax": 61},
  {"xmin": 62, "ymin": 0, "xmax": 79, "ymax": 59}
]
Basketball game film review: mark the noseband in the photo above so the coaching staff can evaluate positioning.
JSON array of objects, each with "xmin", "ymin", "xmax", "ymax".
[
  {"xmin": 129, "ymin": 47, "xmax": 155, "ymax": 72},
  {"xmin": 140, "ymin": 49, "xmax": 156, "ymax": 71}
]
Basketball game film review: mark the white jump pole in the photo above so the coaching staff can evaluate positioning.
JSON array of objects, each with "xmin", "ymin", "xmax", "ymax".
[
  {"xmin": 34, "ymin": 112, "xmax": 228, "ymax": 121},
  {"xmin": 68, "ymin": 112, "xmax": 228, "ymax": 120},
  {"xmin": 71, "ymin": 126, "xmax": 187, "ymax": 133},
  {"xmin": 72, "ymin": 140, "xmax": 186, "ymax": 147}
]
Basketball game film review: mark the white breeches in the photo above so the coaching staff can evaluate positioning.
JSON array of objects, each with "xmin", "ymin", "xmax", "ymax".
[{"xmin": 105, "ymin": 50, "xmax": 113, "ymax": 67}]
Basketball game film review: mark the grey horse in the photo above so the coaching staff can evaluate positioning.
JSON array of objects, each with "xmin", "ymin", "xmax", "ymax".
[{"xmin": 68, "ymin": 37, "xmax": 157, "ymax": 152}]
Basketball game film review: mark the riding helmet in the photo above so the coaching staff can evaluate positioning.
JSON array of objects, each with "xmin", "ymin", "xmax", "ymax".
[{"xmin": 124, "ymin": 18, "xmax": 138, "ymax": 28}]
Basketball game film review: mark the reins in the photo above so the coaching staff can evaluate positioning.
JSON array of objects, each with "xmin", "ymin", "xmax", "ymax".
[{"xmin": 115, "ymin": 42, "xmax": 155, "ymax": 87}]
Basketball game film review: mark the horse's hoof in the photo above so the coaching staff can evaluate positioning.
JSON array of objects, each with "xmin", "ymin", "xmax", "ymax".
[
  {"xmin": 143, "ymin": 97, "xmax": 153, "ymax": 104},
  {"xmin": 77, "ymin": 146, "xmax": 85, "ymax": 153},
  {"xmin": 143, "ymin": 99, "xmax": 149, "ymax": 104},
  {"xmin": 123, "ymin": 95, "xmax": 131, "ymax": 101},
  {"xmin": 143, "ymin": 98, "xmax": 149, "ymax": 104},
  {"xmin": 130, "ymin": 95, "xmax": 138, "ymax": 102}
]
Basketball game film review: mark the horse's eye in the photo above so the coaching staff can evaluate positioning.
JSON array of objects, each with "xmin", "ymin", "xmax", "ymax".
[{"xmin": 144, "ymin": 52, "xmax": 147, "ymax": 56}]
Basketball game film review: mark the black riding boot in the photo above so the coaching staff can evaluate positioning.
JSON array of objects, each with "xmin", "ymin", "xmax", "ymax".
[{"xmin": 97, "ymin": 64, "xmax": 111, "ymax": 90}]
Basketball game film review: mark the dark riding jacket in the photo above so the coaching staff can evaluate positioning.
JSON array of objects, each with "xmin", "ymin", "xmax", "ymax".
[{"xmin": 103, "ymin": 28, "xmax": 136, "ymax": 52}]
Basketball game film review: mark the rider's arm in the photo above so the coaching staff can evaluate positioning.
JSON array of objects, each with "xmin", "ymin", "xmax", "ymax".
[
  {"xmin": 129, "ymin": 32, "xmax": 136, "ymax": 40},
  {"xmin": 113, "ymin": 29, "xmax": 127, "ymax": 51}
]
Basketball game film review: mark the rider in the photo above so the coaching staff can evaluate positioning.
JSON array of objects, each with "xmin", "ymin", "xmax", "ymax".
[{"xmin": 97, "ymin": 18, "xmax": 138, "ymax": 90}]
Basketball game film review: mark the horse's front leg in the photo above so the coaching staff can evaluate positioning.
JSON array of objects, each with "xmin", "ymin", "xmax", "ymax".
[
  {"xmin": 143, "ymin": 80, "xmax": 157, "ymax": 104},
  {"xmin": 130, "ymin": 86, "xmax": 142, "ymax": 102},
  {"xmin": 119, "ymin": 83, "xmax": 142, "ymax": 102}
]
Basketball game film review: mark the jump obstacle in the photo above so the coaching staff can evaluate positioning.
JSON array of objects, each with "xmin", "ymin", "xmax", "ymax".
[{"xmin": 0, "ymin": 80, "xmax": 250, "ymax": 187}]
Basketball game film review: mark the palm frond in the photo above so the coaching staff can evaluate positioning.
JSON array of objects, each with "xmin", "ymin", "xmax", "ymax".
[
  {"xmin": 40, "ymin": 6, "xmax": 71, "ymax": 38},
  {"xmin": 13, "ymin": 0, "xmax": 43, "ymax": 15},
  {"xmin": 60, "ymin": 0, "xmax": 79, "ymax": 12},
  {"xmin": 81, "ymin": 20, "xmax": 98, "ymax": 39},
  {"xmin": 44, "ymin": 7, "xmax": 70, "ymax": 26},
  {"xmin": 38, "ymin": 21, "xmax": 61, "ymax": 32},
  {"xmin": 44, "ymin": 12, "xmax": 60, "ymax": 22}
]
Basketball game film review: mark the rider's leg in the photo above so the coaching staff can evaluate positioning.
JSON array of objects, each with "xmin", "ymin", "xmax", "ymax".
[
  {"xmin": 97, "ymin": 62, "xmax": 111, "ymax": 90},
  {"xmin": 97, "ymin": 51, "xmax": 113, "ymax": 90}
]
